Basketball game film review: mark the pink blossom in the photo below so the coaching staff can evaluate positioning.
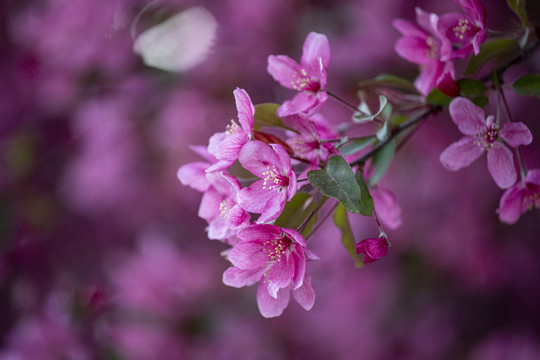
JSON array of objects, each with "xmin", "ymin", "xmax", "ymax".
[
  {"xmin": 237, "ymin": 140, "xmax": 297, "ymax": 223},
  {"xmin": 440, "ymin": 97, "xmax": 532, "ymax": 189},
  {"xmin": 206, "ymin": 88, "xmax": 255, "ymax": 172},
  {"xmin": 393, "ymin": 8, "xmax": 455, "ymax": 96},
  {"xmin": 222, "ymin": 224, "xmax": 318, "ymax": 317},
  {"xmin": 267, "ymin": 32, "xmax": 330, "ymax": 116},
  {"xmin": 177, "ymin": 145, "xmax": 217, "ymax": 192},
  {"xmin": 198, "ymin": 172, "xmax": 250, "ymax": 241},
  {"xmin": 355, "ymin": 236, "xmax": 390, "ymax": 264},
  {"xmin": 497, "ymin": 169, "xmax": 540, "ymax": 224},
  {"xmin": 438, "ymin": 0, "xmax": 487, "ymax": 60}
]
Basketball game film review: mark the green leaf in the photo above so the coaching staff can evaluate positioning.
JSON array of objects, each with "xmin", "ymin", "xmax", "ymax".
[
  {"xmin": 465, "ymin": 37, "xmax": 521, "ymax": 76},
  {"xmin": 340, "ymin": 137, "xmax": 376, "ymax": 156},
  {"xmin": 333, "ymin": 204, "xmax": 363, "ymax": 267},
  {"xmin": 307, "ymin": 155, "xmax": 362, "ymax": 213},
  {"xmin": 368, "ymin": 140, "xmax": 395, "ymax": 187},
  {"xmin": 507, "ymin": 0, "xmax": 530, "ymax": 28},
  {"xmin": 457, "ymin": 79, "xmax": 487, "ymax": 96},
  {"xmin": 426, "ymin": 88, "xmax": 453, "ymax": 106},
  {"xmin": 358, "ymin": 74, "xmax": 419, "ymax": 93},
  {"xmin": 457, "ymin": 79, "xmax": 489, "ymax": 107},
  {"xmin": 274, "ymin": 192, "xmax": 311, "ymax": 229},
  {"xmin": 253, "ymin": 103, "xmax": 289, "ymax": 131},
  {"xmin": 355, "ymin": 170, "xmax": 374, "ymax": 216},
  {"xmin": 513, "ymin": 74, "xmax": 540, "ymax": 98}
]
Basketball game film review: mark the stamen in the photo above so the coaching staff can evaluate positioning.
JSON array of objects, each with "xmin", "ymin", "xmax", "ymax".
[
  {"xmin": 262, "ymin": 235, "xmax": 292, "ymax": 262},
  {"xmin": 225, "ymin": 120, "xmax": 241, "ymax": 135},
  {"xmin": 219, "ymin": 200, "xmax": 229, "ymax": 219},
  {"xmin": 261, "ymin": 165, "xmax": 289, "ymax": 190}
]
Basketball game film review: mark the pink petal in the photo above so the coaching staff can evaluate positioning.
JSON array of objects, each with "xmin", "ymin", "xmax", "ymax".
[
  {"xmin": 228, "ymin": 241, "xmax": 268, "ymax": 270},
  {"xmin": 233, "ymin": 88, "xmax": 255, "ymax": 134},
  {"xmin": 227, "ymin": 204, "xmax": 250, "ymax": 230},
  {"xmin": 238, "ymin": 141, "xmax": 279, "ymax": 177},
  {"xmin": 257, "ymin": 282, "xmax": 291, "ymax": 318},
  {"xmin": 215, "ymin": 132, "xmax": 248, "ymax": 162},
  {"xmin": 440, "ymin": 136, "xmax": 484, "ymax": 170},
  {"xmin": 499, "ymin": 122, "xmax": 533, "ymax": 148},
  {"xmin": 449, "ymin": 97, "xmax": 485, "ymax": 135},
  {"xmin": 301, "ymin": 32, "xmax": 330, "ymax": 72},
  {"xmin": 292, "ymin": 276, "xmax": 315, "ymax": 311},
  {"xmin": 415, "ymin": 7, "xmax": 439, "ymax": 36},
  {"xmin": 371, "ymin": 187, "xmax": 402, "ymax": 230},
  {"xmin": 277, "ymin": 91, "xmax": 324, "ymax": 117},
  {"xmin": 393, "ymin": 19, "xmax": 426, "ymax": 38},
  {"xmin": 237, "ymin": 180, "xmax": 274, "ymax": 214},
  {"xmin": 415, "ymin": 61, "xmax": 443, "ymax": 96},
  {"xmin": 266, "ymin": 255, "xmax": 295, "ymax": 298},
  {"xmin": 267, "ymin": 55, "xmax": 303, "ymax": 90},
  {"xmin": 437, "ymin": 71, "xmax": 459, "ymax": 97},
  {"xmin": 282, "ymin": 228, "xmax": 307, "ymax": 248},
  {"xmin": 394, "ymin": 36, "xmax": 433, "ymax": 65},
  {"xmin": 291, "ymin": 250, "xmax": 306, "ymax": 289},
  {"xmin": 198, "ymin": 188, "xmax": 222, "ymax": 221},
  {"xmin": 256, "ymin": 190, "xmax": 287, "ymax": 223},
  {"xmin": 526, "ymin": 169, "xmax": 540, "ymax": 186},
  {"xmin": 487, "ymin": 144, "xmax": 517, "ymax": 189},
  {"xmin": 497, "ymin": 185, "xmax": 525, "ymax": 224},
  {"xmin": 207, "ymin": 214, "xmax": 235, "ymax": 240},
  {"xmin": 236, "ymin": 224, "xmax": 280, "ymax": 243},
  {"xmin": 177, "ymin": 162, "xmax": 211, "ymax": 192},
  {"xmin": 222, "ymin": 267, "xmax": 264, "ymax": 288}
]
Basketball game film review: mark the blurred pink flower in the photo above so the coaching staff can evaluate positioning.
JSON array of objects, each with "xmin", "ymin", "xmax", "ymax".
[
  {"xmin": 267, "ymin": 32, "xmax": 330, "ymax": 116},
  {"xmin": 438, "ymin": 0, "xmax": 487, "ymax": 60},
  {"xmin": 222, "ymin": 224, "xmax": 318, "ymax": 317},
  {"xmin": 440, "ymin": 97, "xmax": 532, "ymax": 189},
  {"xmin": 238, "ymin": 141, "xmax": 297, "ymax": 224},
  {"xmin": 371, "ymin": 186, "xmax": 403, "ymax": 230},
  {"xmin": 393, "ymin": 8, "xmax": 455, "ymax": 95},
  {"xmin": 355, "ymin": 236, "xmax": 390, "ymax": 264},
  {"xmin": 498, "ymin": 169, "xmax": 540, "ymax": 224}
]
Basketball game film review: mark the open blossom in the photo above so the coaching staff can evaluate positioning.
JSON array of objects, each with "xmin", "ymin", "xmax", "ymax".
[
  {"xmin": 440, "ymin": 97, "xmax": 532, "ymax": 189},
  {"xmin": 199, "ymin": 172, "xmax": 250, "ymax": 241},
  {"xmin": 222, "ymin": 224, "xmax": 318, "ymax": 318},
  {"xmin": 206, "ymin": 88, "xmax": 255, "ymax": 172},
  {"xmin": 438, "ymin": 0, "xmax": 486, "ymax": 60},
  {"xmin": 267, "ymin": 32, "xmax": 330, "ymax": 116},
  {"xmin": 393, "ymin": 8, "xmax": 455, "ymax": 96},
  {"xmin": 177, "ymin": 145, "xmax": 217, "ymax": 192},
  {"xmin": 355, "ymin": 236, "xmax": 390, "ymax": 264},
  {"xmin": 497, "ymin": 169, "xmax": 540, "ymax": 224},
  {"xmin": 237, "ymin": 140, "xmax": 297, "ymax": 223}
]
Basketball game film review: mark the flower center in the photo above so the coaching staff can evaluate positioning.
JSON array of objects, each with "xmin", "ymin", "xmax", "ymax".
[
  {"xmin": 425, "ymin": 36, "xmax": 439, "ymax": 59},
  {"xmin": 225, "ymin": 120, "xmax": 241, "ymax": 135},
  {"xmin": 262, "ymin": 165, "xmax": 289, "ymax": 191},
  {"xmin": 450, "ymin": 18, "xmax": 477, "ymax": 44},
  {"xmin": 523, "ymin": 184, "xmax": 540, "ymax": 211},
  {"xmin": 219, "ymin": 200, "xmax": 230, "ymax": 219},
  {"xmin": 291, "ymin": 68, "xmax": 320, "ymax": 92},
  {"xmin": 263, "ymin": 235, "xmax": 292, "ymax": 262},
  {"xmin": 474, "ymin": 127, "xmax": 499, "ymax": 151}
]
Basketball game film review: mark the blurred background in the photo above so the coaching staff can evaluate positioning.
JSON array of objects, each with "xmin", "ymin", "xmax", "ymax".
[{"xmin": 1, "ymin": 0, "xmax": 540, "ymax": 359}]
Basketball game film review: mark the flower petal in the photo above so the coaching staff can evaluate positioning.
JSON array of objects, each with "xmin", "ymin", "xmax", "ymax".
[
  {"xmin": 393, "ymin": 19, "xmax": 426, "ymax": 38},
  {"xmin": 301, "ymin": 32, "xmax": 330, "ymax": 72},
  {"xmin": 223, "ymin": 267, "xmax": 264, "ymax": 288},
  {"xmin": 237, "ymin": 180, "xmax": 274, "ymax": 215},
  {"xmin": 256, "ymin": 190, "xmax": 287, "ymax": 224},
  {"xmin": 499, "ymin": 122, "xmax": 533, "ymax": 148},
  {"xmin": 236, "ymin": 224, "xmax": 280, "ymax": 243},
  {"xmin": 497, "ymin": 185, "xmax": 525, "ymax": 224},
  {"xmin": 238, "ymin": 140, "xmax": 279, "ymax": 177},
  {"xmin": 177, "ymin": 161, "xmax": 211, "ymax": 192},
  {"xmin": 292, "ymin": 275, "xmax": 315, "ymax": 311},
  {"xmin": 267, "ymin": 55, "xmax": 303, "ymax": 90},
  {"xmin": 371, "ymin": 187, "xmax": 402, "ymax": 229},
  {"xmin": 228, "ymin": 241, "xmax": 268, "ymax": 269},
  {"xmin": 234, "ymin": 88, "xmax": 255, "ymax": 134},
  {"xmin": 440, "ymin": 136, "xmax": 483, "ymax": 170},
  {"xmin": 257, "ymin": 282, "xmax": 291, "ymax": 318},
  {"xmin": 449, "ymin": 97, "xmax": 485, "ymax": 135},
  {"xmin": 266, "ymin": 255, "xmax": 295, "ymax": 298},
  {"xmin": 487, "ymin": 144, "xmax": 517, "ymax": 189},
  {"xmin": 198, "ymin": 188, "xmax": 222, "ymax": 221}
]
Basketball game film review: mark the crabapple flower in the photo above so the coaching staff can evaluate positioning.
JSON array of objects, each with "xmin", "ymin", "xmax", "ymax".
[
  {"xmin": 237, "ymin": 140, "xmax": 297, "ymax": 223},
  {"xmin": 267, "ymin": 32, "xmax": 330, "ymax": 116},
  {"xmin": 393, "ymin": 8, "xmax": 455, "ymax": 96},
  {"xmin": 438, "ymin": 0, "xmax": 487, "ymax": 60},
  {"xmin": 283, "ymin": 113, "xmax": 339, "ymax": 170},
  {"xmin": 177, "ymin": 145, "xmax": 217, "ymax": 192},
  {"xmin": 206, "ymin": 88, "xmax": 255, "ymax": 172},
  {"xmin": 497, "ymin": 169, "xmax": 540, "ymax": 224},
  {"xmin": 199, "ymin": 172, "xmax": 250, "ymax": 241},
  {"xmin": 440, "ymin": 97, "xmax": 532, "ymax": 189},
  {"xmin": 222, "ymin": 224, "xmax": 318, "ymax": 317},
  {"xmin": 355, "ymin": 236, "xmax": 390, "ymax": 264}
]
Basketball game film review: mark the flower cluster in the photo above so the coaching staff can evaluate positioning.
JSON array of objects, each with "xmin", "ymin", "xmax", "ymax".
[{"xmin": 394, "ymin": 0, "xmax": 486, "ymax": 95}]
